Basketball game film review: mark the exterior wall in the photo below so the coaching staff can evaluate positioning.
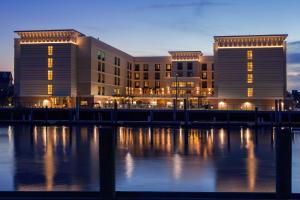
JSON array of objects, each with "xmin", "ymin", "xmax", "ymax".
[
  {"xmin": 133, "ymin": 56, "xmax": 171, "ymax": 97},
  {"xmin": 215, "ymin": 48, "xmax": 286, "ymax": 99},
  {"xmin": 15, "ymin": 41, "xmax": 76, "ymax": 106},
  {"xmin": 89, "ymin": 37, "xmax": 134, "ymax": 98}
]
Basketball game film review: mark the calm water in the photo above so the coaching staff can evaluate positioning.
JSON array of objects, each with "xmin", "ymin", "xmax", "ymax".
[{"xmin": 0, "ymin": 125, "xmax": 299, "ymax": 192}]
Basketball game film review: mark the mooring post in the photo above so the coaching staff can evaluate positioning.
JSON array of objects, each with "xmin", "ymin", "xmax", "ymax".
[
  {"xmin": 184, "ymin": 99, "xmax": 188, "ymax": 125},
  {"xmin": 99, "ymin": 127, "xmax": 116, "ymax": 200},
  {"xmin": 149, "ymin": 110, "xmax": 153, "ymax": 123},
  {"xmin": 275, "ymin": 99, "xmax": 278, "ymax": 126},
  {"xmin": 75, "ymin": 96, "xmax": 80, "ymax": 121},
  {"xmin": 255, "ymin": 107, "xmax": 258, "ymax": 127},
  {"xmin": 278, "ymin": 99, "xmax": 282, "ymax": 126},
  {"xmin": 276, "ymin": 127, "xmax": 292, "ymax": 199},
  {"xmin": 173, "ymin": 99, "xmax": 176, "ymax": 122},
  {"xmin": 112, "ymin": 100, "xmax": 117, "ymax": 125}
]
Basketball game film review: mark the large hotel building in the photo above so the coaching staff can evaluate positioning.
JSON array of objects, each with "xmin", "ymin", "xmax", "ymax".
[{"xmin": 14, "ymin": 29, "xmax": 287, "ymax": 110}]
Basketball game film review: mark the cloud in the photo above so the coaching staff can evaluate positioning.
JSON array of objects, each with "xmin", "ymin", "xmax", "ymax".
[{"xmin": 139, "ymin": 0, "xmax": 229, "ymax": 16}]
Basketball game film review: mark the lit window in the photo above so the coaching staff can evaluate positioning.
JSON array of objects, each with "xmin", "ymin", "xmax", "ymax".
[
  {"xmin": 247, "ymin": 62, "xmax": 253, "ymax": 72},
  {"xmin": 135, "ymin": 73, "xmax": 140, "ymax": 79},
  {"xmin": 247, "ymin": 88, "xmax": 253, "ymax": 97},
  {"xmin": 144, "ymin": 81, "xmax": 149, "ymax": 88},
  {"xmin": 166, "ymin": 64, "xmax": 171, "ymax": 71},
  {"xmin": 48, "ymin": 70, "xmax": 53, "ymax": 80},
  {"xmin": 247, "ymin": 50, "xmax": 253, "ymax": 60},
  {"xmin": 155, "ymin": 81, "xmax": 160, "ymax": 88},
  {"xmin": 48, "ymin": 46, "xmax": 53, "ymax": 56},
  {"xmin": 48, "ymin": 58, "xmax": 53, "ymax": 68},
  {"xmin": 166, "ymin": 72, "xmax": 171, "ymax": 78},
  {"xmin": 247, "ymin": 74, "xmax": 253, "ymax": 83},
  {"xmin": 48, "ymin": 84, "xmax": 53, "ymax": 95}
]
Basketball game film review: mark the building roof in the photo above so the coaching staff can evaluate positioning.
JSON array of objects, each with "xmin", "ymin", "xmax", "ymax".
[
  {"xmin": 214, "ymin": 34, "xmax": 288, "ymax": 39},
  {"xmin": 14, "ymin": 29, "xmax": 84, "ymax": 45},
  {"xmin": 15, "ymin": 29, "xmax": 85, "ymax": 36}
]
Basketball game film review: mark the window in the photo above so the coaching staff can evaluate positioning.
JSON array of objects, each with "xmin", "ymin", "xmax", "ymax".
[
  {"xmin": 98, "ymin": 62, "xmax": 101, "ymax": 71},
  {"xmin": 135, "ymin": 81, "xmax": 140, "ymax": 88},
  {"xmin": 202, "ymin": 72, "xmax": 207, "ymax": 79},
  {"xmin": 248, "ymin": 88, "xmax": 253, "ymax": 97},
  {"xmin": 98, "ymin": 73, "xmax": 101, "ymax": 83},
  {"xmin": 155, "ymin": 64, "xmax": 160, "ymax": 71},
  {"xmin": 166, "ymin": 72, "xmax": 171, "ymax": 78},
  {"xmin": 143, "ymin": 72, "xmax": 148, "ymax": 80},
  {"xmin": 48, "ymin": 46, "xmax": 53, "ymax": 56},
  {"xmin": 101, "ymin": 63, "xmax": 104, "ymax": 72},
  {"xmin": 98, "ymin": 86, "xmax": 101, "ymax": 95},
  {"xmin": 97, "ymin": 50, "xmax": 105, "ymax": 61},
  {"xmin": 144, "ymin": 81, "xmax": 149, "ymax": 88},
  {"xmin": 127, "ymin": 62, "xmax": 132, "ymax": 70},
  {"xmin": 114, "ymin": 57, "xmax": 120, "ymax": 66},
  {"xmin": 177, "ymin": 72, "xmax": 183, "ymax": 77},
  {"xmin": 212, "ymin": 63, "xmax": 214, "ymax": 71},
  {"xmin": 186, "ymin": 82, "xmax": 194, "ymax": 87},
  {"xmin": 247, "ymin": 74, "xmax": 253, "ymax": 83},
  {"xmin": 187, "ymin": 72, "xmax": 193, "ymax": 77},
  {"xmin": 166, "ymin": 64, "xmax": 171, "ymax": 71},
  {"xmin": 47, "ymin": 84, "xmax": 53, "ymax": 95},
  {"xmin": 135, "ymin": 73, "xmax": 140, "ymax": 79},
  {"xmin": 202, "ymin": 81, "xmax": 207, "ymax": 88},
  {"xmin": 155, "ymin": 81, "xmax": 160, "ymax": 88},
  {"xmin": 177, "ymin": 62, "xmax": 183, "ymax": 70},
  {"xmin": 212, "ymin": 81, "xmax": 215, "ymax": 88},
  {"xmin": 48, "ymin": 58, "xmax": 53, "ymax": 68},
  {"xmin": 48, "ymin": 70, "xmax": 53, "ymax": 80},
  {"xmin": 155, "ymin": 73, "xmax": 160, "ymax": 80},
  {"xmin": 187, "ymin": 62, "xmax": 193, "ymax": 70},
  {"xmin": 212, "ymin": 72, "xmax": 214, "ymax": 79},
  {"xmin": 143, "ymin": 64, "xmax": 149, "ymax": 71},
  {"xmin": 102, "ymin": 74, "xmax": 105, "ymax": 83},
  {"xmin": 135, "ymin": 64, "xmax": 140, "ymax": 71},
  {"xmin": 202, "ymin": 64, "xmax": 207, "ymax": 71},
  {"xmin": 247, "ymin": 62, "xmax": 253, "ymax": 72},
  {"xmin": 114, "ymin": 88, "xmax": 120, "ymax": 95},
  {"xmin": 247, "ymin": 50, "xmax": 253, "ymax": 60}
]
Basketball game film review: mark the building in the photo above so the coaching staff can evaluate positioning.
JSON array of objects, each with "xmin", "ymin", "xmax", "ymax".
[
  {"xmin": 0, "ymin": 71, "xmax": 13, "ymax": 106},
  {"xmin": 214, "ymin": 35, "xmax": 287, "ymax": 110},
  {"xmin": 14, "ymin": 29, "xmax": 287, "ymax": 110}
]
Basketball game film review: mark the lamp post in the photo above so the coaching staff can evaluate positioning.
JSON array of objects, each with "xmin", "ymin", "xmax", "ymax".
[{"xmin": 175, "ymin": 73, "xmax": 178, "ymax": 109}]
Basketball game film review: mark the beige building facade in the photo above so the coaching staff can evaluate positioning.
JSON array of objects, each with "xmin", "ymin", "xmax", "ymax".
[{"xmin": 14, "ymin": 30, "xmax": 287, "ymax": 110}]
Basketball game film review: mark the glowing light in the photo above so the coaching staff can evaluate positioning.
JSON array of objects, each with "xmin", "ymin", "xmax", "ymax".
[{"xmin": 43, "ymin": 99, "xmax": 50, "ymax": 107}]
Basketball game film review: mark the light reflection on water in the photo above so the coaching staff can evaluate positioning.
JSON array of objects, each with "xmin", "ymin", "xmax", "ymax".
[
  {"xmin": 116, "ymin": 127, "xmax": 276, "ymax": 192},
  {"xmin": 0, "ymin": 125, "xmax": 300, "ymax": 192},
  {"xmin": 0, "ymin": 125, "xmax": 99, "ymax": 191}
]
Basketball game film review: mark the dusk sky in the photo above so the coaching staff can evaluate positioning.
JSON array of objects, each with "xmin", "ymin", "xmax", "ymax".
[{"xmin": 0, "ymin": 0, "xmax": 300, "ymax": 90}]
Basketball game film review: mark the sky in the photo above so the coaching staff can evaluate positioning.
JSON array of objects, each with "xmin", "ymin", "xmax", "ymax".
[{"xmin": 0, "ymin": 0, "xmax": 300, "ymax": 90}]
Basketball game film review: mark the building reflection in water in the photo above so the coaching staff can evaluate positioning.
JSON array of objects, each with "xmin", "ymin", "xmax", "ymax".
[
  {"xmin": 12, "ymin": 125, "xmax": 99, "ymax": 191},
  {"xmin": 116, "ymin": 127, "xmax": 275, "ymax": 192}
]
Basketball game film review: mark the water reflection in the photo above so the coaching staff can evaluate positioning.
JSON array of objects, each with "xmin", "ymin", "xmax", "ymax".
[
  {"xmin": 116, "ymin": 127, "xmax": 276, "ymax": 192},
  {"xmin": 0, "ymin": 125, "xmax": 99, "ymax": 191}
]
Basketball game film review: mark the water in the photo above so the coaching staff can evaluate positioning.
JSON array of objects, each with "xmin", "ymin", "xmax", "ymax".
[{"xmin": 0, "ymin": 125, "xmax": 299, "ymax": 192}]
